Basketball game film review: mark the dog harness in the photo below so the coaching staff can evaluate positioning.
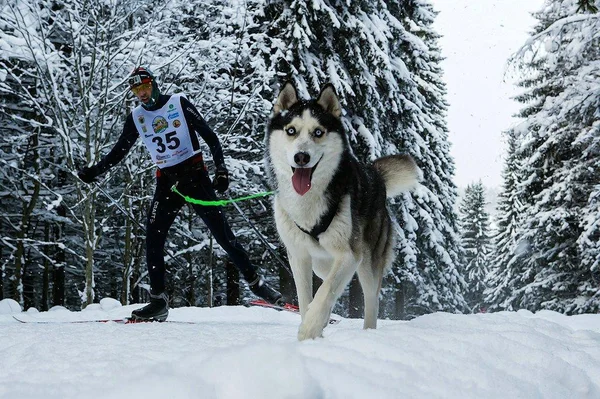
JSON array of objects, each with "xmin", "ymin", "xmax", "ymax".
[{"xmin": 295, "ymin": 202, "xmax": 340, "ymax": 240}]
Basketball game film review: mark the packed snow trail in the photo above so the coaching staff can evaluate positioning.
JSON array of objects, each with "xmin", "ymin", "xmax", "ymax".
[{"xmin": 1, "ymin": 301, "xmax": 600, "ymax": 399}]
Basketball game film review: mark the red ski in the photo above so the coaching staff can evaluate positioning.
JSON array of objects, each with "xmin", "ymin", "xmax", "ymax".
[{"xmin": 246, "ymin": 299, "xmax": 341, "ymax": 325}]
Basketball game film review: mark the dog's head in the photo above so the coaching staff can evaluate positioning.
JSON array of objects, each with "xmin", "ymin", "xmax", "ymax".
[{"xmin": 265, "ymin": 82, "xmax": 348, "ymax": 196}]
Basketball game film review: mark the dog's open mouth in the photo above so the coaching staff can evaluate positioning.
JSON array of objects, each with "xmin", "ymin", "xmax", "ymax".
[{"xmin": 291, "ymin": 161, "xmax": 319, "ymax": 196}]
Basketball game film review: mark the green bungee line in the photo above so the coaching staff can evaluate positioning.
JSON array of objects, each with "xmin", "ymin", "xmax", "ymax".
[{"xmin": 171, "ymin": 184, "xmax": 274, "ymax": 206}]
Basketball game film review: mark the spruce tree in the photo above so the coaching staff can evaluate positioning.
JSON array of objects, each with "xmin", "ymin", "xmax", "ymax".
[
  {"xmin": 502, "ymin": 0, "xmax": 600, "ymax": 313},
  {"xmin": 484, "ymin": 131, "xmax": 525, "ymax": 311},
  {"xmin": 458, "ymin": 181, "xmax": 491, "ymax": 312},
  {"xmin": 253, "ymin": 0, "xmax": 467, "ymax": 317},
  {"xmin": 390, "ymin": 0, "xmax": 468, "ymax": 316}
]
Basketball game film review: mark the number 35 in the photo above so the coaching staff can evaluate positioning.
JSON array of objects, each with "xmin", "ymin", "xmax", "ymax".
[{"xmin": 152, "ymin": 131, "xmax": 180, "ymax": 153}]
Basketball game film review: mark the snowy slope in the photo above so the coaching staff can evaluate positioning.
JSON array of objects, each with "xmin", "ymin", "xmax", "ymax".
[{"xmin": 1, "ymin": 299, "xmax": 600, "ymax": 399}]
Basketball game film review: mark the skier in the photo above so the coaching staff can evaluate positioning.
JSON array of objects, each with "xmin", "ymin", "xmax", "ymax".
[{"xmin": 78, "ymin": 67, "xmax": 282, "ymax": 321}]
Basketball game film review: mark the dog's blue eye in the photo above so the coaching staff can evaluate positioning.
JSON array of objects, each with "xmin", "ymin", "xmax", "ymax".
[
  {"xmin": 286, "ymin": 127, "xmax": 296, "ymax": 136},
  {"xmin": 314, "ymin": 129, "xmax": 324, "ymax": 137}
]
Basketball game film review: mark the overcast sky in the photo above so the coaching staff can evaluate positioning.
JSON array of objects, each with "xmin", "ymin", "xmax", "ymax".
[{"xmin": 431, "ymin": 0, "xmax": 545, "ymax": 189}]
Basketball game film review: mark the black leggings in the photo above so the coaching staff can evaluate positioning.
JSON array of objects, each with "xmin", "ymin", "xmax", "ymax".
[{"xmin": 145, "ymin": 168, "xmax": 257, "ymax": 294}]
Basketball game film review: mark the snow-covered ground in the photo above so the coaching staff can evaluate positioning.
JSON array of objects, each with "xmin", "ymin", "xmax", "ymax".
[{"xmin": 1, "ymin": 299, "xmax": 600, "ymax": 399}]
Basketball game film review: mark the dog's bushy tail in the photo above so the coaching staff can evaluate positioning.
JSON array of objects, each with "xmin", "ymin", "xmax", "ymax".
[{"xmin": 373, "ymin": 154, "xmax": 420, "ymax": 198}]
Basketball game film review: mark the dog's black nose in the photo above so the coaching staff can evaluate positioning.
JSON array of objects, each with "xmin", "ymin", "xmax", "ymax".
[{"xmin": 294, "ymin": 152, "xmax": 310, "ymax": 166}]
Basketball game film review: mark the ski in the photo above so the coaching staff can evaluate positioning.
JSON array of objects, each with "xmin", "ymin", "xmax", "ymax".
[
  {"xmin": 13, "ymin": 314, "xmax": 126, "ymax": 324},
  {"xmin": 11, "ymin": 314, "xmax": 196, "ymax": 324},
  {"xmin": 246, "ymin": 299, "xmax": 341, "ymax": 325}
]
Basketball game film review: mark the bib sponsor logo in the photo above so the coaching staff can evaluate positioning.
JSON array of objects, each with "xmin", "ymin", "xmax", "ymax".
[
  {"xmin": 149, "ymin": 200, "xmax": 159, "ymax": 224},
  {"xmin": 152, "ymin": 116, "xmax": 168, "ymax": 134},
  {"xmin": 173, "ymin": 119, "xmax": 181, "ymax": 128},
  {"xmin": 186, "ymin": 106, "xmax": 199, "ymax": 119},
  {"xmin": 138, "ymin": 116, "xmax": 145, "ymax": 124},
  {"xmin": 168, "ymin": 112, "xmax": 180, "ymax": 120}
]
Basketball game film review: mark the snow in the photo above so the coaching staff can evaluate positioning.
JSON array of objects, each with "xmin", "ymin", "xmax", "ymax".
[
  {"xmin": 0, "ymin": 298, "xmax": 21, "ymax": 314},
  {"xmin": 1, "ymin": 299, "xmax": 600, "ymax": 399}
]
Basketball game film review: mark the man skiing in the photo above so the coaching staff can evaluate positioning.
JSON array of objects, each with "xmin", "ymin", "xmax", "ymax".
[{"xmin": 78, "ymin": 67, "xmax": 282, "ymax": 321}]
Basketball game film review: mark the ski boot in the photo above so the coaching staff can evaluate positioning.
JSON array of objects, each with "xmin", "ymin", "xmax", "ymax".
[
  {"xmin": 248, "ymin": 275, "xmax": 284, "ymax": 306},
  {"xmin": 130, "ymin": 292, "xmax": 169, "ymax": 322}
]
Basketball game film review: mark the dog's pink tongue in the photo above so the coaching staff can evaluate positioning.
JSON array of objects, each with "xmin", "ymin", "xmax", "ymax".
[{"xmin": 292, "ymin": 168, "xmax": 312, "ymax": 196}]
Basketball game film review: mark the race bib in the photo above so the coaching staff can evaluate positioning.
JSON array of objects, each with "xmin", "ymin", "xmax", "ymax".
[{"xmin": 132, "ymin": 94, "xmax": 198, "ymax": 168}]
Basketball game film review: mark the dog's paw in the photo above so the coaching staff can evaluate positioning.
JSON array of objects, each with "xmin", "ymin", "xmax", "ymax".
[
  {"xmin": 297, "ymin": 319, "xmax": 324, "ymax": 341},
  {"xmin": 297, "ymin": 307, "xmax": 328, "ymax": 340}
]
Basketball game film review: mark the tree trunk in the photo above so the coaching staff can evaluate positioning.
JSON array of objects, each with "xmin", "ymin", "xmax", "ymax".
[
  {"xmin": 12, "ymin": 131, "xmax": 41, "ymax": 305},
  {"xmin": 278, "ymin": 251, "xmax": 295, "ymax": 304},
  {"xmin": 186, "ymin": 251, "xmax": 195, "ymax": 306},
  {"xmin": 12, "ymin": 237, "xmax": 24, "ymax": 304},
  {"xmin": 394, "ymin": 282, "xmax": 405, "ymax": 320},
  {"xmin": 23, "ymin": 261, "xmax": 35, "ymax": 310},
  {"xmin": 84, "ymin": 244, "xmax": 95, "ymax": 307},
  {"xmin": 52, "ymin": 204, "xmax": 66, "ymax": 307},
  {"xmin": 131, "ymin": 251, "xmax": 141, "ymax": 305},
  {"xmin": 207, "ymin": 235, "xmax": 214, "ymax": 307},
  {"xmin": 226, "ymin": 261, "xmax": 240, "ymax": 305},
  {"xmin": 348, "ymin": 274, "xmax": 363, "ymax": 318},
  {"xmin": 121, "ymin": 196, "xmax": 132, "ymax": 305},
  {"xmin": 82, "ymin": 193, "xmax": 96, "ymax": 308},
  {"xmin": 42, "ymin": 223, "xmax": 50, "ymax": 311},
  {"xmin": 52, "ymin": 266, "xmax": 65, "ymax": 308}
]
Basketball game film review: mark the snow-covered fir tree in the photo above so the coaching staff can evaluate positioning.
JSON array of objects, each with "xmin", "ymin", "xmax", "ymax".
[
  {"xmin": 484, "ymin": 131, "xmax": 525, "ymax": 311},
  {"xmin": 500, "ymin": 0, "xmax": 600, "ymax": 313},
  {"xmin": 253, "ymin": 0, "xmax": 467, "ymax": 317},
  {"xmin": 391, "ymin": 0, "xmax": 468, "ymax": 316},
  {"xmin": 458, "ymin": 181, "xmax": 491, "ymax": 312}
]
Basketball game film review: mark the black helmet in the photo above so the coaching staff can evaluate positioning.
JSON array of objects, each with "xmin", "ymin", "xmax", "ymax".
[
  {"xmin": 128, "ymin": 67, "xmax": 154, "ymax": 88},
  {"xmin": 128, "ymin": 66, "xmax": 160, "ymax": 108}
]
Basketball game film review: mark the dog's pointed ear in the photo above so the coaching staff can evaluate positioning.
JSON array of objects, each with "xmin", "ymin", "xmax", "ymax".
[
  {"xmin": 274, "ymin": 82, "xmax": 298, "ymax": 114},
  {"xmin": 316, "ymin": 84, "xmax": 342, "ymax": 118}
]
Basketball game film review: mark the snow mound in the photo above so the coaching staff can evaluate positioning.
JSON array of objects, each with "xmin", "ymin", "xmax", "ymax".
[
  {"xmin": 0, "ymin": 298, "xmax": 22, "ymax": 314},
  {"xmin": 49, "ymin": 305, "xmax": 70, "ymax": 312},
  {"xmin": 83, "ymin": 303, "xmax": 102, "ymax": 312},
  {"xmin": 100, "ymin": 297, "xmax": 122, "ymax": 311}
]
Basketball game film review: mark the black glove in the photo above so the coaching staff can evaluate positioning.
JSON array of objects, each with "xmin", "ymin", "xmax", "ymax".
[
  {"xmin": 212, "ymin": 164, "xmax": 229, "ymax": 193},
  {"xmin": 77, "ymin": 165, "xmax": 99, "ymax": 184}
]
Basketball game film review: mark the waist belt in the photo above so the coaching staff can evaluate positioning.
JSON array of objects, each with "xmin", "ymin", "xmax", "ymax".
[{"xmin": 156, "ymin": 154, "xmax": 205, "ymax": 178}]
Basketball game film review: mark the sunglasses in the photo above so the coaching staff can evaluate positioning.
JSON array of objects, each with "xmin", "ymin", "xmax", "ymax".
[{"xmin": 131, "ymin": 82, "xmax": 152, "ymax": 96}]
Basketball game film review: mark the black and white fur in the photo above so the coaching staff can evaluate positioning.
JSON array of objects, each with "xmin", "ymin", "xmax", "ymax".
[{"xmin": 265, "ymin": 82, "xmax": 420, "ymax": 340}]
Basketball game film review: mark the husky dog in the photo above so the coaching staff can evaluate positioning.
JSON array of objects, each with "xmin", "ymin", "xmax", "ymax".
[{"xmin": 265, "ymin": 82, "xmax": 420, "ymax": 340}]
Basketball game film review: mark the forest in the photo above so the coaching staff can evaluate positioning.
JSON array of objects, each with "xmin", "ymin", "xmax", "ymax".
[{"xmin": 0, "ymin": 0, "xmax": 598, "ymax": 319}]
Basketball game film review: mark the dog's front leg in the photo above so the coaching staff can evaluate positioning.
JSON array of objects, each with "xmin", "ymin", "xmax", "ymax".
[
  {"xmin": 288, "ymin": 250, "xmax": 313, "ymax": 320},
  {"xmin": 298, "ymin": 253, "xmax": 357, "ymax": 340}
]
